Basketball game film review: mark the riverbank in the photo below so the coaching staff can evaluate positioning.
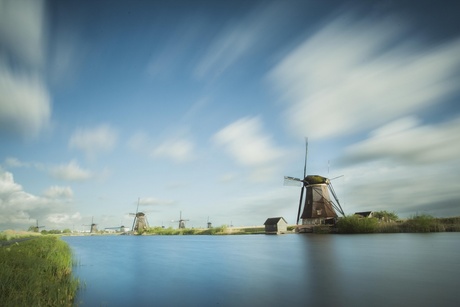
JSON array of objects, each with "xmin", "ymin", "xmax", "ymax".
[{"xmin": 0, "ymin": 235, "xmax": 79, "ymax": 306}]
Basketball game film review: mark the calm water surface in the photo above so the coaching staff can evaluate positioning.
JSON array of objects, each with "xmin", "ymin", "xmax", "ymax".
[{"xmin": 63, "ymin": 233, "xmax": 460, "ymax": 307}]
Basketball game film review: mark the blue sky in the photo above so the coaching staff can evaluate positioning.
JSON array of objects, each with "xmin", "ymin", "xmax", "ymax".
[{"xmin": 1, "ymin": 0, "xmax": 460, "ymax": 231}]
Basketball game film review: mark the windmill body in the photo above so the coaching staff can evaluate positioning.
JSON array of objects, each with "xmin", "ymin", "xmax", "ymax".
[
  {"xmin": 132, "ymin": 212, "xmax": 149, "ymax": 233},
  {"xmin": 300, "ymin": 175, "xmax": 339, "ymax": 225},
  {"xmin": 83, "ymin": 217, "xmax": 98, "ymax": 233},
  {"xmin": 129, "ymin": 199, "xmax": 149, "ymax": 234}
]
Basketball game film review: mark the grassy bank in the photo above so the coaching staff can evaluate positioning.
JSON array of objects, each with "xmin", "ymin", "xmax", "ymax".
[
  {"xmin": 336, "ymin": 215, "xmax": 460, "ymax": 234},
  {"xmin": 0, "ymin": 229, "xmax": 41, "ymax": 242},
  {"xmin": 0, "ymin": 235, "xmax": 79, "ymax": 306}
]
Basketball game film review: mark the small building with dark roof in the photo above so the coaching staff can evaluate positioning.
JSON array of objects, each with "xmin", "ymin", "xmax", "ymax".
[
  {"xmin": 264, "ymin": 217, "xmax": 288, "ymax": 234},
  {"xmin": 354, "ymin": 211, "xmax": 373, "ymax": 218}
]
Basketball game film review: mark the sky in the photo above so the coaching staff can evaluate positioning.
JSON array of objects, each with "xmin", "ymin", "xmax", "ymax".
[{"xmin": 1, "ymin": 0, "xmax": 460, "ymax": 231}]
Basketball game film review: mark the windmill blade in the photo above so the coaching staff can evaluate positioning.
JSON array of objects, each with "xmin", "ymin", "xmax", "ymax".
[
  {"xmin": 296, "ymin": 186, "xmax": 305, "ymax": 225},
  {"xmin": 303, "ymin": 137, "xmax": 308, "ymax": 178},
  {"xmin": 284, "ymin": 176, "xmax": 303, "ymax": 186},
  {"xmin": 328, "ymin": 182, "xmax": 345, "ymax": 216},
  {"xmin": 329, "ymin": 175, "xmax": 344, "ymax": 181}
]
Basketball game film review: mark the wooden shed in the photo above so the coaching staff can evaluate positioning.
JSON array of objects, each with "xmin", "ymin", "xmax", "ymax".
[{"xmin": 264, "ymin": 217, "xmax": 288, "ymax": 234}]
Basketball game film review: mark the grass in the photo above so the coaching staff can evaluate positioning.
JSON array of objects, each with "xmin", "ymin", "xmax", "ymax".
[{"xmin": 0, "ymin": 235, "xmax": 79, "ymax": 306}]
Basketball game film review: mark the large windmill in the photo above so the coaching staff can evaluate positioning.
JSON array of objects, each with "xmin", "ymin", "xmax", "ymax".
[
  {"xmin": 82, "ymin": 217, "xmax": 98, "ymax": 233},
  {"xmin": 172, "ymin": 211, "xmax": 189, "ymax": 229},
  {"xmin": 129, "ymin": 198, "xmax": 149, "ymax": 234},
  {"xmin": 284, "ymin": 138, "xmax": 345, "ymax": 230}
]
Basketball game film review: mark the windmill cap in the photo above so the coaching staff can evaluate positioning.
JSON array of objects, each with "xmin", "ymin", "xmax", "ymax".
[{"xmin": 304, "ymin": 175, "xmax": 330, "ymax": 184}]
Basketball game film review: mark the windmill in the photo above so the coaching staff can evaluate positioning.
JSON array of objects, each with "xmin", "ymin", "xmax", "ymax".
[
  {"xmin": 82, "ymin": 217, "xmax": 98, "ymax": 233},
  {"xmin": 284, "ymin": 138, "xmax": 345, "ymax": 230},
  {"xmin": 172, "ymin": 211, "xmax": 189, "ymax": 229},
  {"xmin": 129, "ymin": 198, "xmax": 149, "ymax": 233},
  {"xmin": 33, "ymin": 220, "xmax": 44, "ymax": 233}
]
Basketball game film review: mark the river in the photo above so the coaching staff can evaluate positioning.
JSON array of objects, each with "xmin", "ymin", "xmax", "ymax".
[{"xmin": 63, "ymin": 233, "xmax": 460, "ymax": 307}]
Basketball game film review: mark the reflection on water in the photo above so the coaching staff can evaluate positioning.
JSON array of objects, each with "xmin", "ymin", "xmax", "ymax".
[{"xmin": 63, "ymin": 233, "xmax": 460, "ymax": 306}]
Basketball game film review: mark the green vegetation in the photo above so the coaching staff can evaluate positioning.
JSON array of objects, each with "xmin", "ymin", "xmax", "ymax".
[
  {"xmin": 336, "ymin": 213, "xmax": 460, "ymax": 234},
  {"xmin": 0, "ymin": 235, "xmax": 79, "ymax": 306},
  {"xmin": 336, "ymin": 215, "xmax": 379, "ymax": 234},
  {"xmin": 144, "ymin": 225, "xmax": 229, "ymax": 235},
  {"xmin": 373, "ymin": 210, "xmax": 399, "ymax": 222}
]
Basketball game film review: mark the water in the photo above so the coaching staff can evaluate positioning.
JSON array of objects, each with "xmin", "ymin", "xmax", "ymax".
[{"xmin": 63, "ymin": 233, "xmax": 460, "ymax": 307}]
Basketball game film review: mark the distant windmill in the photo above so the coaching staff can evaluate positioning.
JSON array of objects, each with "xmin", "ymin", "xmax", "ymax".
[
  {"xmin": 33, "ymin": 220, "xmax": 45, "ymax": 233},
  {"xmin": 284, "ymin": 138, "xmax": 345, "ymax": 229},
  {"xmin": 207, "ymin": 216, "xmax": 212, "ymax": 229},
  {"xmin": 129, "ymin": 198, "xmax": 149, "ymax": 234},
  {"xmin": 82, "ymin": 217, "xmax": 98, "ymax": 233},
  {"xmin": 172, "ymin": 211, "xmax": 189, "ymax": 229}
]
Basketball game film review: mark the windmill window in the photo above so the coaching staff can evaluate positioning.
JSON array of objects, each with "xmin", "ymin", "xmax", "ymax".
[{"xmin": 316, "ymin": 209, "xmax": 322, "ymax": 215}]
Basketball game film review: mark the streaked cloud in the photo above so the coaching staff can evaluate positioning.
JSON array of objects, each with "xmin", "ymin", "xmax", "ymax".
[
  {"xmin": 270, "ymin": 14, "xmax": 460, "ymax": 140},
  {"xmin": 213, "ymin": 117, "xmax": 284, "ymax": 181},
  {"xmin": 69, "ymin": 124, "xmax": 118, "ymax": 159},
  {"xmin": 341, "ymin": 116, "xmax": 460, "ymax": 165},
  {"xmin": 195, "ymin": 2, "xmax": 286, "ymax": 79},
  {"xmin": 0, "ymin": 0, "xmax": 50, "ymax": 139},
  {"xmin": 50, "ymin": 160, "xmax": 93, "ymax": 181},
  {"xmin": 0, "ymin": 0, "xmax": 45, "ymax": 67}
]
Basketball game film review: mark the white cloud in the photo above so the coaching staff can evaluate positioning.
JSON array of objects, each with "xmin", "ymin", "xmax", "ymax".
[
  {"xmin": 50, "ymin": 160, "xmax": 93, "ymax": 181},
  {"xmin": 152, "ymin": 138, "xmax": 195, "ymax": 163},
  {"xmin": 69, "ymin": 124, "xmax": 118, "ymax": 159},
  {"xmin": 43, "ymin": 186, "xmax": 74, "ymax": 199},
  {"xmin": 213, "ymin": 117, "xmax": 285, "ymax": 181},
  {"xmin": 0, "ymin": 169, "xmax": 79, "ymax": 230},
  {"xmin": 270, "ymin": 14, "xmax": 460, "ymax": 140}
]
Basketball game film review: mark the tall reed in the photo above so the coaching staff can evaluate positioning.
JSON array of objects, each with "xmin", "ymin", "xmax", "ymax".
[{"xmin": 0, "ymin": 236, "xmax": 79, "ymax": 306}]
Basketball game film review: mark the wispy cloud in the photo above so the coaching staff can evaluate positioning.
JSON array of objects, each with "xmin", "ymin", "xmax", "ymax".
[
  {"xmin": 270, "ymin": 14, "xmax": 460, "ymax": 140},
  {"xmin": 50, "ymin": 160, "xmax": 93, "ymax": 181},
  {"xmin": 69, "ymin": 124, "xmax": 118, "ymax": 159},
  {"xmin": 139, "ymin": 197, "xmax": 175, "ymax": 207},
  {"xmin": 213, "ymin": 117, "xmax": 284, "ymax": 181},
  {"xmin": 43, "ymin": 186, "xmax": 74, "ymax": 199},
  {"xmin": 151, "ymin": 138, "xmax": 195, "ymax": 163}
]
